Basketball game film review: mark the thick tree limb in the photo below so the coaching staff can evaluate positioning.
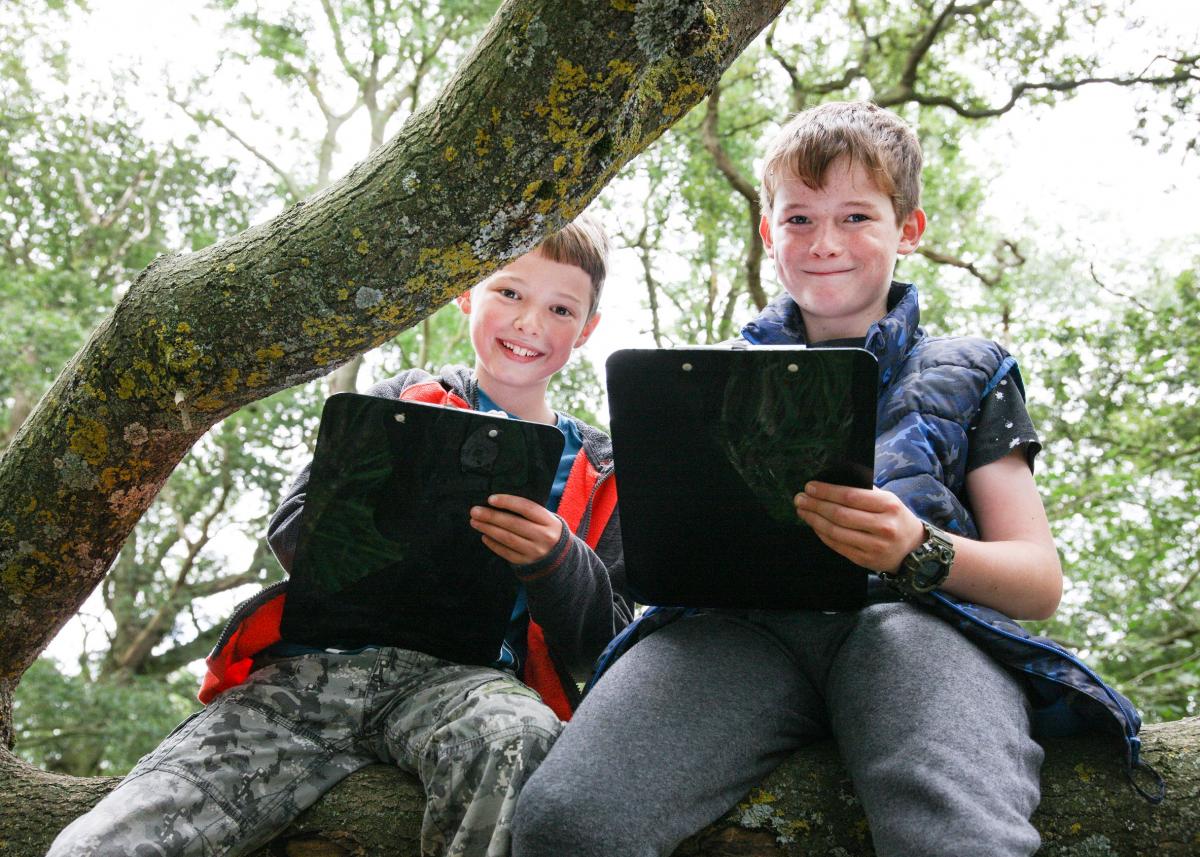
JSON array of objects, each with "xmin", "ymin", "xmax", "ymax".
[
  {"xmin": 3, "ymin": 717, "xmax": 1195, "ymax": 856},
  {"xmin": 0, "ymin": 0, "xmax": 789, "ymax": 743}
]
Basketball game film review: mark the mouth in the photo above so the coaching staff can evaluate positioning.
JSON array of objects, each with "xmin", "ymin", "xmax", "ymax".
[
  {"xmin": 802, "ymin": 268, "xmax": 855, "ymax": 276},
  {"xmin": 499, "ymin": 339, "xmax": 544, "ymax": 360}
]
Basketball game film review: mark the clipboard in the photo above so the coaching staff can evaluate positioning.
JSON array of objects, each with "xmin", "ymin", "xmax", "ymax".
[
  {"xmin": 280, "ymin": 392, "xmax": 565, "ymax": 665},
  {"xmin": 606, "ymin": 347, "xmax": 877, "ymax": 610}
]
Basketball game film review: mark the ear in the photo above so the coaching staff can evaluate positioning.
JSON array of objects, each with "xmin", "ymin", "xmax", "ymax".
[
  {"xmin": 759, "ymin": 213, "xmax": 775, "ymax": 259},
  {"xmin": 897, "ymin": 208, "xmax": 926, "ymax": 256},
  {"xmin": 455, "ymin": 290, "xmax": 472, "ymax": 315},
  {"xmin": 573, "ymin": 311, "xmax": 602, "ymax": 349}
]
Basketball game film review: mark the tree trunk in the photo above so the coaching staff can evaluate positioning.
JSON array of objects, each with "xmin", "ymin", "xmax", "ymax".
[
  {"xmin": 0, "ymin": 0, "xmax": 789, "ymax": 745},
  {"xmin": 3, "ymin": 717, "xmax": 1195, "ymax": 857}
]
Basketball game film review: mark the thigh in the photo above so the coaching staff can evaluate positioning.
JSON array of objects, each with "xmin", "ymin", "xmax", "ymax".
[
  {"xmin": 828, "ymin": 603, "xmax": 1043, "ymax": 857},
  {"xmin": 513, "ymin": 612, "xmax": 824, "ymax": 857},
  {"xmin": 381, "ymin": 660, "xmax": 562, "ymax": 857},
  {"xmin": 47, "ymin": 653, "xmax": 377, "ymax": 857}
]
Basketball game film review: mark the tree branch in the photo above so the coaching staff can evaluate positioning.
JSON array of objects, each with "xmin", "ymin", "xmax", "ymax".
[{"xmin": 168, "ymin": 92, "xmax": 303, "ymax": 202}]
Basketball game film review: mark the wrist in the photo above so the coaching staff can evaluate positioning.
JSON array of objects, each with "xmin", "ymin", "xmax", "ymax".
[{"xmin": 881, "ymin": 521, "xmax": 955, "ymax": 596}]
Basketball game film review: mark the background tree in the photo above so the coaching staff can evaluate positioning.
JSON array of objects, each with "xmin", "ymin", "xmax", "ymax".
[{"xmin": 595, "ymin": 0, "xmax": 1199, "ymax": 722}]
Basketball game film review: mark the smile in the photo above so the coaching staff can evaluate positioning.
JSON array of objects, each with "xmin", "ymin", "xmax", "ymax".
[{"xmin": 500, "ymin": 340, "xmax": 543, "ymax": 359}]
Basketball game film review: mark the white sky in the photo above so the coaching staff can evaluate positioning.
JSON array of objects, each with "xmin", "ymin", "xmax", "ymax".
[{"xmin": 39, "ymin": 0, "xmax": 1200, "ymax": 667}]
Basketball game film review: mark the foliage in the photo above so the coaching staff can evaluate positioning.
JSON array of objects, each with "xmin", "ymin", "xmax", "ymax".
[
  {"xmin": 1026, "ymin": 264, "xmax": 1200, "ymax": 722},
  {"xmin": 4, "ymin": 0, "xmax": 1198, "ymax": 772},
  {"xmin": 13, "ymin": 658, "xmax": 200, "ymax": 775}
]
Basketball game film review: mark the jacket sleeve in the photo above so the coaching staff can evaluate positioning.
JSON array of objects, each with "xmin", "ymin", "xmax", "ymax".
[
  {"xmin": 516, "ymin": 505, "xmax": 633, "ymax": 678},
  {"xmin": 265, "ymin": 373, "xmax": 416, "ymax": 572}
]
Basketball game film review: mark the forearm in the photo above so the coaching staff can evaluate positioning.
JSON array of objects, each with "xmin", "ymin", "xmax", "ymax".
[
  {"xmin": 938, "ymin": 534, "xmax": 1062, "ymax": 620},
  {"xmin": 520, "ymin": 521, "xmax": 632, "ymax": 675}
]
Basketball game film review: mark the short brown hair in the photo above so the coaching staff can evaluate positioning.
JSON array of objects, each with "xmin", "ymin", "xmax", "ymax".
[
  {"xmin": 535, "ymin": 212, "xmax": 611, "ymax": 317},
  {"xmin": 759, "ymin": 101, "xmax": 923, "ymax": 223}
]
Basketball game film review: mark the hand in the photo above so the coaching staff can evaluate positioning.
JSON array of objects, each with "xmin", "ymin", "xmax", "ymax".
[
  {"xmin": 793, "ymin": 482, "xmax": 926, "ymax": 573},
  {"xmin": 469, "ymin": 494, "xmax": 563, "ymax": 565}
]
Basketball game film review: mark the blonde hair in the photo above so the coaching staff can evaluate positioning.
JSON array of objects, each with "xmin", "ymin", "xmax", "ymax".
[
  {"xmin": 759, "ymin": 101, "xmax": 923, "ymax": 223},
  {"xmin": 535, "ymin": 212, "xmax": 611, "ymax": 317}
]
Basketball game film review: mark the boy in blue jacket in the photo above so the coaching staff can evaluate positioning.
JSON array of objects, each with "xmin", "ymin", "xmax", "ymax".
[
  {"xmin": 513, "ymin": 103, "xmax": 1063, "ymax": 856},
  {"xmin": 48, "ymin": 214, "xmax": 632, "ymax": 857}
]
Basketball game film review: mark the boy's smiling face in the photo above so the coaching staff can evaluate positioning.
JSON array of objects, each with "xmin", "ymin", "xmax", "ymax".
[
  {"xmin": 760, "ymin": 157, "xmax": 925, "ymax": 341},
  {"xmin": 457, "ymin": 250, "xmax": 599, "ymax": 408}
]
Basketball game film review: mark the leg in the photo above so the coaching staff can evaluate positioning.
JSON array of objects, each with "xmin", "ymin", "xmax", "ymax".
[
  {"xmin": 378, "ymin": 651, "xmax": 563, "ymax": 857},
  {"xmin": 827, "ymin": 602, "xmax": 1043, "ymax": 857},
  {"xmin": 512, "ymin": 612, "xmax": 825, "ymax": 857},
  {"xmin": 46, "ymin": 653, "xmax": 378, "ymax": 857}
]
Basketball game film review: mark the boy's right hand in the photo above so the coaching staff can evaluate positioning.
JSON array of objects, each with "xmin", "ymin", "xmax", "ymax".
[{"xmin": 469, "ymin": 494, "xmax": 564, "ymax": 566}]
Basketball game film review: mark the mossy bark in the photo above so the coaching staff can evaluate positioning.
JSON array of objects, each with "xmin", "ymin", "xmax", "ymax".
[
  {"xmin": 3, "ymin": 717, "xmax": 1195, "ymax": 857},
  {"xmin": 0, "ymin": 0, "xmax": 788, "ymax": 746}
]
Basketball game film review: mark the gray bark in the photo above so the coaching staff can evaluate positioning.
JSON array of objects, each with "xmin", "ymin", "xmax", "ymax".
[{"xmin": 2, "ymin": 717, "xmax": 1194, "ymax": 857}]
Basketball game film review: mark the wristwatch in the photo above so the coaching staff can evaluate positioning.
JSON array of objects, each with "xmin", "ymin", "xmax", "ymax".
[{"xmin": 882, "ymin": 522, "xmax": 955, "ymax": 595}]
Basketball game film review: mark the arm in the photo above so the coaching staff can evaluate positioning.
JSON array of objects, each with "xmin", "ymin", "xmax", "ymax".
[
  {"xmin": 793, "ymin": 448, "xmax": 1063, "ymax": 620},
  {"xmin": 470, "ymin": 495, "xmax": 633, "ymax": 675}
]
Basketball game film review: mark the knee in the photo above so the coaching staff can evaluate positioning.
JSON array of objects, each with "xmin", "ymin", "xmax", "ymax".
[{"xmin": 512, "ymin": 768, "xmax": 608, "ymax": 857}]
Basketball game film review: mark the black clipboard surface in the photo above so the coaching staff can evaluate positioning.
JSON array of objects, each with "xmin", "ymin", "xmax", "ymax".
[
  {"xmin": 606, "ymin": 347, "xmax": 877, "ymax": 610},
  {"xmin": 281, "ymin": 393, "xmax": 565, "ymax": 664}
]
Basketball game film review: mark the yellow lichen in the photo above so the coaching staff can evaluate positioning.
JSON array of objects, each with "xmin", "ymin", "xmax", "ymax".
[
  {"xmin": 68, "ymin": 417, "xmax": 109, "ymax": 465},
  {"xmin": 474, "ymin": 128, "xmax": 491, "ymax": 156},
  {"xmin": 553, "ymin": 154, "xmax": 567, "ymax": 172},
  {"xmin": 1070, "ymin": 822, "xmax": 1082, "ymax": 834},
  {"xmin": 417, "ymin": 243, "xmax": 481, "ymax": 279},
  {"xmin": 225, "ymin": 262, "xmax": 237, "ymax": 273},
  {"xmin": 356, "ymin": 240, "xmax": 370, "ymax": 255},
  {"xmin": 222, "ymin": 367, "xmax": 240, "ymax": 393},
  {"xmin": 337, "ymin": 287, "xmax": 350, "ymax": 301},
  {"xmin": 176, "ymin": 322, "xmax": 191, "ymax": 333},
  {"xmin": 444, "ymin": 145, "xmax": 459, "ymax": 162},
  {"xmin": 300, "ymin": 257, "xmax": 312, "ymax": 267},
  {"xmin": 245, "ymin": 371, "xmax": 268, "ymax": 388},
  {"xmin": 351, "ymin": 227, "xmax": 364, "ymax": 239},
  {"xmin": 116, "ymin": 374, "xmax": 137, "ymax": 400},
  {"xmin": 255, "ymin": 343, "xmax": 285, "ymax": 361},
  {"xmin": 610, "ymin": 0, "xmax": 636, "ymax": 11},
  {"xmin": 1073, "ymin": 762, "xmax": 1095, "ymax": 782}
]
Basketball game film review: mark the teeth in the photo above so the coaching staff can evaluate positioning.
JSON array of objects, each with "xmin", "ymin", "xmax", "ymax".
[{"xmin": 503, "ymin": 341, "xmax": 539, "ymax": 358}]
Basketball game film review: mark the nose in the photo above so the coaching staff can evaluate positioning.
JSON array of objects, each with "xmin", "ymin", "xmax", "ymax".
[
  {"xmin": 513, "ymin": 305, "xmax": 541, "ymax": 336},
  {"xmin": 808, "ymin": 222, "xmax": 842, "ymax": 257}
]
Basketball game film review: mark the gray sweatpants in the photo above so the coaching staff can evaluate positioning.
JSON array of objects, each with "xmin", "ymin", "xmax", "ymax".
[
  {"xmin": 512, "ymin": 602, "xmax": 1043, "ymax": 857},
  {"xmin": 47, "ymin": 647, "xmax": 561, "ymax": 857}
]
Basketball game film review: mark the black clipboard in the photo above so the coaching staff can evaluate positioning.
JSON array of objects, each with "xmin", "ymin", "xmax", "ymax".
[
  {"xmin": 280, "ymin": 392, "xmax": 565, "ymax": 664},
  {"xmin": 606, "ymin": 347, "xmax": 877, "ymax": 610}
]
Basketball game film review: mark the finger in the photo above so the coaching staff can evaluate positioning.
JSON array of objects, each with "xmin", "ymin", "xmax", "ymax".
[
  {"xmin": 471, "ymin": 517, "xmax": 535, "ymax": 552},
  {"xmin": 795, "ymin": 495, "xmax": 880, "ymax": 534},
  {"xmin": 803, "ymin": 482, "xmax": 893, "ymax": 512},
  {"xmin": 470, "ymin": 505, "xmax": 544, "ymax": 539},
  {"xmin": 486, "ymin": 493, "xmax": 556, "ymax": 524},
  {"xmin": 480, "ymin": 534, "xmax": 525, "ymax": 564}
]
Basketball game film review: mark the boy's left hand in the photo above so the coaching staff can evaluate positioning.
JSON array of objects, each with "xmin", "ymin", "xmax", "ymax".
[
  {"xmin": 469, "ymin": 494, "xmax": 563, "ymax": 566},
  {"xmin": 794, "ymin": 482, "xmax": 926, "ymax": 573}
]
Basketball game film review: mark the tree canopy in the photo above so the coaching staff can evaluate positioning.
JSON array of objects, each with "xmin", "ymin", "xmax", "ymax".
[{"xmin": 2, "ymin": 0, "xmax": 1198, "ymax": 794}]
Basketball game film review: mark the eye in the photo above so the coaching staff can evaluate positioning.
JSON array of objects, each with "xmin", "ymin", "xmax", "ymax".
[
  {"xmin": 846, "ymin": 213, "xmax": 870, "ymax": 223},
  {"xmin": 786, "ymin": 215, "xmax": 809, "ymax": 225},
  {"xmin": 551, "ymin": 305, "xmax": 575, "ymax": 318},
  {"xmin": 498, "ymin": 287, "xmax": 518, "ymax": 299}
]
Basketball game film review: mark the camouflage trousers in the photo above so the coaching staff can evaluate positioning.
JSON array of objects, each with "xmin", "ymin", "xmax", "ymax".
[{"xmin": 45, "ymin": 647, "xmax": 562, "ymax": 857}]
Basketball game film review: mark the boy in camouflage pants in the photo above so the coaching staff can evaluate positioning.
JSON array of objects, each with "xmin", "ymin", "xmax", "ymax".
[{"xmin": 48, "ymin": 214, "xmax": 630, "ymax": 857}]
